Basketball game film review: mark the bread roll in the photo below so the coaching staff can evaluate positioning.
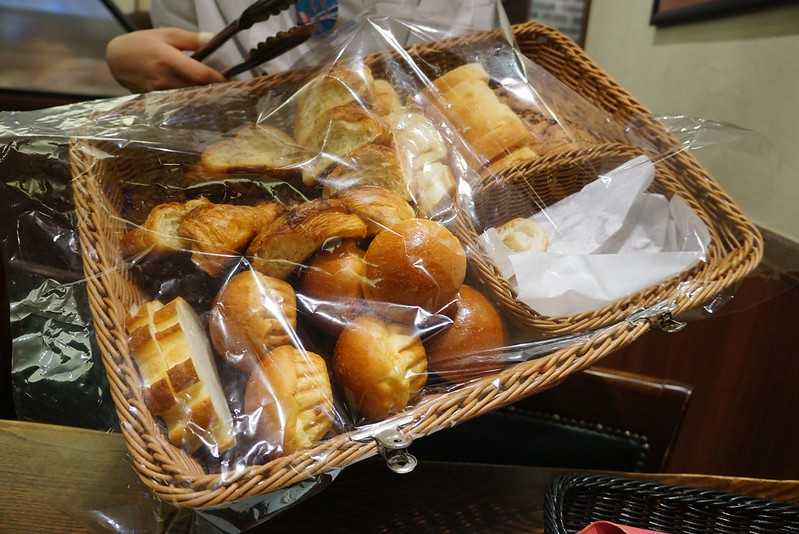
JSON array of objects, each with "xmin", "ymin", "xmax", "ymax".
[
  {"xmin": 387, "ymin": 110, "xmax": 455, "ymax": 218},
  {"xmin": 483, "ymin": 146, "xmax": 540, "ymax": 177},
  {"xmin": 178, "ymin": 202, "xmax": 284, "ymax": 276},
  {"xmin": 247, "ymin": 198, "xmax": 368, "ymax": 279},
  {"xmin": 334, "ymin": 186, "xmax": 415, "ymax": 235},
  {"xmin": 431, "ymin": 63, "xmax": 489, "ymax": 94},
  {"xmin": 333, "ymin": 315, "xmax": 427, "ymax": 419},
  {"xmin": 496, "ymin": 217, "xmax": 549, "ymax": 253},
  {"xmin": 300, "ymin": 240, "xmax": 367, "ymax": 335},
  {"xmin": 122, "ymin": 198, "xmax": 210, "ymax": 257},
  {"xmin": 372, "ymin": 79, "xmax": 401, "ymax": 116},
  {"xmin": 363, "ymin": 218, "xmax": 466, "ymax": 312},
  {"xmin": 198, "ymin": 124, "xmax": 308, "ymax": 176},
  {"xmin": 209, "ymin": 270, "xmax": 297, "ymax": 371},
  {"xmin": 321, "ymin": 143, "xmax": 408, "ymax": 198},
  {"xmin": 244, "ymin": 346, "xmax": 335, "ymax": 455},
  {"xmin": 413, "ymin": 162, "xmax": 456, "ymax": 219},
  {"xmin": 426, "ymin": 285, "xmax": 508, "ymax": 383},
  {"xmin": 300, "ymin": 240, "xmax": 365, "ymax": 301},
  {"xmin": 438, "ymin": 77, "xmax": 530, "ymax": 163}
]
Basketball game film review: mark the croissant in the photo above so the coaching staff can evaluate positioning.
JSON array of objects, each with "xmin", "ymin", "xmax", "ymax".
[
  {"xmin": 179, "ymin": 202, "xmax": 285, "ymax": 275},
  {"xmin": 198, "ymin": 124, "xmax": 309, "ymax": 176},
  {"xmin": 122, "ymin": 198, "xmax": 211, "ymax": 257},
  {"xmin": 334, "ymin": 186, "xmax": 415, "ymax": 235},
  {"xmin": 247, "ymin": 199, "xmax": 368, "ymax": 279}
]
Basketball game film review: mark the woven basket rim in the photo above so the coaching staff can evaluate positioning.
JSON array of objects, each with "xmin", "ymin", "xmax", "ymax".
[{"xmin": 544, "ymin": 474, "xmax": 799, "ymax": 534}]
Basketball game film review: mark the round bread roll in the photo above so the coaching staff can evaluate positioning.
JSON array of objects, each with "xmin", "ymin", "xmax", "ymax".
[
  {"xmin": 333, "ymin": 315, "xmax": 427, "ymax": 420},
  {"xmin": 496, "ymin": 217, "xmax": 549, "ymax": 253},
  {"xmin": 299, "ymin": 240, "xmax": 367, "ymax": 335},
  {"xmin": 426, "ymin": 285, "xmax": 508, "ymax": 383},
  {"xmin": 362, "ymin": 218, "xmax": 466, "ymax": 313},
  {"xmin": 300, "ymin": 240, "xmax": 365, "ymax": 301},
  {"xmin": 209, "ymin": 270, "xmax": 297, "ymax": 371},
  {"xmin": 244, "ymin": 346, "xmax": 335, "ymax": 456}
]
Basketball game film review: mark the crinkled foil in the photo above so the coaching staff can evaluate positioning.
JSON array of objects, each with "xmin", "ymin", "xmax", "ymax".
[{"xmin": 2, "ymin": 138, "xmax": 116, "ymax": 430}]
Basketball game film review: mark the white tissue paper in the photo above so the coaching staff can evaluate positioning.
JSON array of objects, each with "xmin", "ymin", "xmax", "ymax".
[{"xmin": 480, "ymin": 156, "xmax": 710, "ymax": 317}]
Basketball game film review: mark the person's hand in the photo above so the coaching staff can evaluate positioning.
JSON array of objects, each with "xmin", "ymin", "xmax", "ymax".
[{"xmin": 106, "ymin": 28, "xmax": 225, "ymax": 93}]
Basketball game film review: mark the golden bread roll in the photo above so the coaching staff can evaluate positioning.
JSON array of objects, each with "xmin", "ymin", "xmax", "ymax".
[
  {"xmin": 321, "ymin": 143, "xmax": 408, "ymax": 198},
  {"xmin": 294, "ymin": 64, "xmax": 374, "ymax": 147},
  {"xmin": 300, "ymin": 240, "xmax": 366, "ymax": 301},
  {"xmin": 334, "ymin": 186, "xmax": 415, "ymax": 235},
  {"xmin": 426, "ymin": 285, "xmax": 508, "ymax": 383},
  {"xmin": 437, "ymin": 77, "xmax": 530, "ymax": 163},
  {"xmin": 209, "ymin": 270, "xmax": 297, "ymax": 371},
  {"xmin": 301, "ymin": 104, "xmax": 387, "ymax": 186},
  {"xmin": 299, "ymin": 240, "xmax": 367, "ymax": 335},
  {"xmin": 198, "ymin": 124, "xmax": 308, "ymax": 176},
  {"xmin": 333, "ymin": 315, "xmax": 427, "ymax": 419},
  {"xmin": 122, "ymin": 197, "xmax": 210, "ymax": 257},
  {"xmin": 496, "ymin": 217, "xmax": 549, "ymax": 253},
  {"xmin": 363, "ymin": 218, "xmax": 466, "ymax": 312},
  {"xmin": 483, "ymin": 145, "xmax": 540, "ymax": 177},
  {"xmin": 247, "ymin": 199, "xmax": 368, "ymax": 279},
  {"xmin": 431, "ymin": 63, "xmax": 489, "ymax": 94},
  {"xmin": 178, "ymin": 202, "xmax": 284, "ymax": 276},
  {"xmin": 244, "ymin": 346, "xmax": 335, "ymax": 455},
  {"xmin": 372, "ymin": 79, "xmax": 402, "ymax": 116}
]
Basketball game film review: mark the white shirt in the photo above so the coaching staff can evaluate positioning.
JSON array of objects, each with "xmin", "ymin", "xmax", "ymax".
[{"xmin": 151, "ymin": 0, "xmax": 498, "ymax": 74}]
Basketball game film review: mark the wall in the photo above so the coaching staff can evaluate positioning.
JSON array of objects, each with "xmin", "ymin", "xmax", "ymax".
[
  {"xmin": 114, "ymin": 0, "xmax": 150, "ymax": 12},
  {"xmin": 528, "ymin": 0, "xmax": 587, "ymax": 43},
  {"xmin": 584, "ymin": 0, "xmax": 799, "ymax": 241}
]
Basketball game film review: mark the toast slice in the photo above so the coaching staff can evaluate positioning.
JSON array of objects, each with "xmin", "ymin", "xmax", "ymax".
[
  {"xmin": 127, "ymin": 301, "xmax": 180, "ymax": 416},
  {"xmin": 294, "ymin": 64, "xmax": 375, "ymax": 147},
  {"xmin": 128, "ymin": 298, "xmax": 236, "ymax": 454},
  {"xmin": 198, "ymin": 124, "xmax": 309, "ymax": 177},
  {"xmin": 301, "ymin": 105, "xmax": 387, "ymax": 186},
  {"xmin": 320, "ymin": 143, "xmax": 408, "ymax": 198}
]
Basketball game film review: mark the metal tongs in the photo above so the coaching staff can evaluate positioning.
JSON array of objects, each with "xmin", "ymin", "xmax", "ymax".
[{"xmin": 191, "ymin": 0, "xmax": 317, "ymax": 78}]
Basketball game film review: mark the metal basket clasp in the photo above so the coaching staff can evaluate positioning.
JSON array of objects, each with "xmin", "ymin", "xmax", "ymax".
[
  {"xmin": 627, "ymin": 301, "xmax": 687, "ymax": 333},
  {"xmin": 351, "ymin": 415, "xmax": 417, "ymax": 474}
]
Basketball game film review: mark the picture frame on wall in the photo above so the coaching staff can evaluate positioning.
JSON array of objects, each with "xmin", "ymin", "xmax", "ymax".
[{"xmin": 651, "ymin": 0, "xmax": 795, "ymax": 26}]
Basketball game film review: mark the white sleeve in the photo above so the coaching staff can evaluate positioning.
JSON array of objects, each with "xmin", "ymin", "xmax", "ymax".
[{"xmin": 150, "ymin": 0, "xmax": 200, "ymax": 31}]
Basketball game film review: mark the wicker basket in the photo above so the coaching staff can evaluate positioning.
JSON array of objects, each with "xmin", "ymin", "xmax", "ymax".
[
  {"xmin": 545, "ymin": 474, "xmax": 799, "ymax": 534},
  {"xmin": 69, "ymin": 22, "xmax": 762, "ymax": 508},
  {"xmin": 453, "ymin": 142, "xmax": 729, "ymax": 333}
]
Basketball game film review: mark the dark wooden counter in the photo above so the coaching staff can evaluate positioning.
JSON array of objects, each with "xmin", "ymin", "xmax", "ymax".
[{"xmin": 1, "ymin": 420, "xmax": 797, "ymax": 533}]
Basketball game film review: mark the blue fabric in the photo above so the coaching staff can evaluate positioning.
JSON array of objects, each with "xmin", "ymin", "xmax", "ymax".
[{"xmin": 295, "ymin": 0, "xmax": 338, "ymax": 34}]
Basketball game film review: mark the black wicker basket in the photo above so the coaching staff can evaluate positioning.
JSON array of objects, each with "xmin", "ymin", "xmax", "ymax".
[{"xmin": 544, "ymin": 474, "xmax": 799, "ymax": 534}]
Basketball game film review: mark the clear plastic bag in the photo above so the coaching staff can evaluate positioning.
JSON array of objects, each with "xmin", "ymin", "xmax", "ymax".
[{"xmin": 0, "ymin": 5, "xmax": 771, "ymax": 531}]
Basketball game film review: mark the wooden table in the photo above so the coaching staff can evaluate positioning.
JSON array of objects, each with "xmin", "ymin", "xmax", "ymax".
[{"xmin": 2, "ymin": 420, "xmax": 797, "ymax": 533}]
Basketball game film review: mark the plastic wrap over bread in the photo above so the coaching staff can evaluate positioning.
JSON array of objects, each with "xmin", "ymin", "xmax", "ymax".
[{"xmin": 0, "ymin": 9, "xmax": 767, "ymax": 530}]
